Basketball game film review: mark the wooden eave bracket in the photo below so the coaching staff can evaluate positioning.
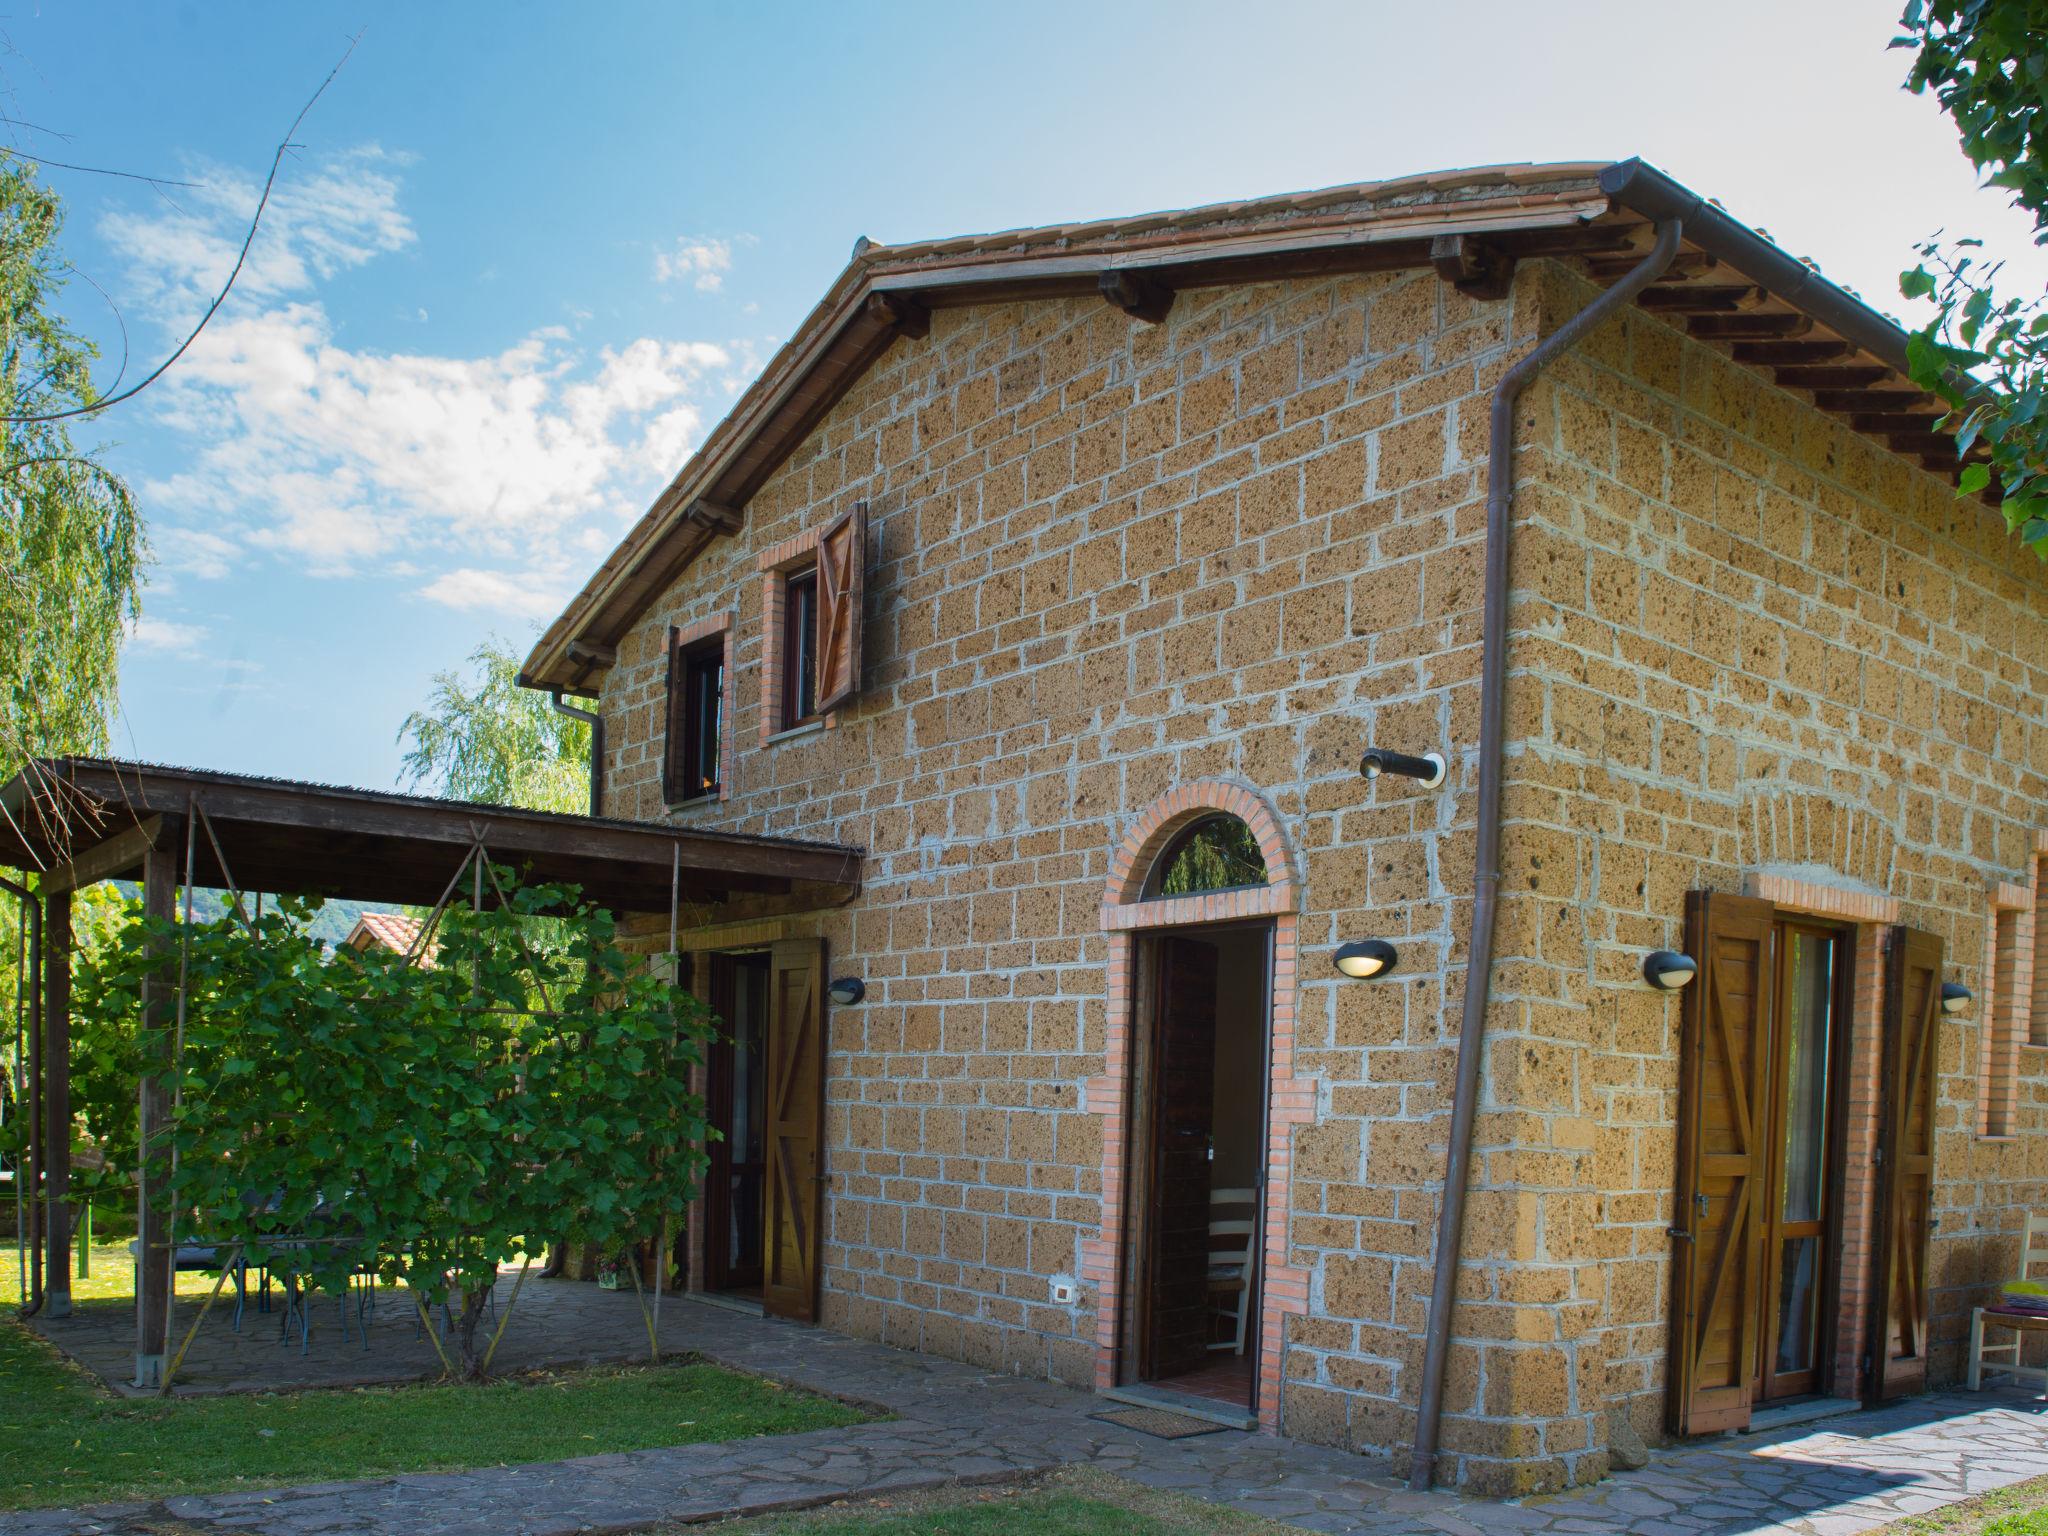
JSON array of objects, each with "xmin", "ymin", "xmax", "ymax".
[
  {"xmin": 1098, "ymin": 270, "xmax": 1174, "ymax": 324},
  {"xmin": 683, "ymin": 499, "xmax": 742, "ymax": 537},
  {"xmin": 1429, "ymin": 234, "xmax": 1516, "ymax": 301},
  {"xmin": 566, "ymin": 638, "xmax": 618, "ymax": 671},
  {"xmin": 865, "ymin": 291, "xmax": 931, "ymax": 338}
]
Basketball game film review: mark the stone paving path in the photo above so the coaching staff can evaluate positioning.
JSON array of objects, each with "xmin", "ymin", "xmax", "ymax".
[{"xmin": 8, "ymin": 1292, "xmax": 2048, "ymax": 1536}]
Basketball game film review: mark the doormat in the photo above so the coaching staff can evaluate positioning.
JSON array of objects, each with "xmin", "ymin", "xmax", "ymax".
[{"xmin": 1090, "ymin": 1406, "xmax": 1230, "ymax": 1439}]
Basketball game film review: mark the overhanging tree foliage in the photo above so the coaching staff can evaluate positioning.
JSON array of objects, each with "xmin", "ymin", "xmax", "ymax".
[
  {"xmin": 398, "ymin": 638, "xmax": 591, "ymax": 815},
  {"xmin": 72, "ymin": 873, "xmax": 710, "ymax": 1379},
  {"xmin": 1897, "ymin": 0, "xmax": 2048, "ymax": 548}
]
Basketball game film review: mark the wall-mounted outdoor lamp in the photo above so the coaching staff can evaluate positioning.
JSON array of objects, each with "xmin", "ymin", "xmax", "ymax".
[
  {"xmin": 1359, "ymin": 749, "xmax": 1447, "ymax": 789},
  {"xmin": 827, "ymin": 977, "xmax": 866, "ymax": 1006},
  {"xmin": 1941, "ymin": 982, "xmax": 1972, "ymax": 1017},
  {"xmin": 1642, "ymin": 951, "xmax": 1697, "ymax": 991},
  {"xmin": 1333, "ymin": 939, "xmax": 1400, "ymax": 980}
]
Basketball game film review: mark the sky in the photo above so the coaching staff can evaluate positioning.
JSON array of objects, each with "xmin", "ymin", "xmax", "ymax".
[{"xmin": 13, "ymin": 0, "xmax": 2047, "ymax": 792}]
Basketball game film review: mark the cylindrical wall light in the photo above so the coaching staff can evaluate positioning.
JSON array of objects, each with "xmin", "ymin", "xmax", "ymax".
[
  {"xmin": 1359, "ymin": 749, "xmax": 1447, "ymax": 789},
  {"xmin": 1333, "ymin": 939, "xmax": 1400, "ymax": 980},
  {"xmin": 1642, "ymin": 951, "xmax": 1697, "ymax": 990}
]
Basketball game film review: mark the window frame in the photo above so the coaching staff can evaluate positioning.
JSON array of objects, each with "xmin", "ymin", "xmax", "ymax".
[
  {"xmin": 677, "ymin": 635, "xmax": 724, "ymax": 802},
  {"xmin": 662, "ymin": 613, "xmax": 734, "ymax": 808},
  {"xmin": 780, "ymin": 563, "xmax": 820, "ymax": 732}
]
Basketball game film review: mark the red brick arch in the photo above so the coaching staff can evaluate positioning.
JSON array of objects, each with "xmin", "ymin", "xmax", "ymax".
[
  {"xmin": 1084, "ymin": 779, "xmax": 1308, "ymax": 1431},
  {"xmin": 1102, "ymin": 779, "xmax": 1299, "ymax": 921}
]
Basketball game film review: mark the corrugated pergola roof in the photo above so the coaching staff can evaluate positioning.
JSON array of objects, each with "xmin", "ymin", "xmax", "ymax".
[{"xmin": 0, "ymin": 758, "xmax": 862, "ymax": 912}]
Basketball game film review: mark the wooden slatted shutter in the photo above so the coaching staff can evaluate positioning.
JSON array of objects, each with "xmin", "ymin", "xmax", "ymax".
[
  {"xmin": 1870, "ymin": 925, "xmax": 1942, "ymax": 1402},
  {"xmin": 660, "ymin": 626, "xmax": 684, "ymax": 804},
  {"xmin": 813, "ymin": 502, "xmax": 866, "ymax": 715},
  {"xmin": 762, "ymin": 937, "xmax": 826, "ymax": 1323},
  {"xmin": 1669, "ymin": 890, "xmax": 1773, "ymax": 1435}
]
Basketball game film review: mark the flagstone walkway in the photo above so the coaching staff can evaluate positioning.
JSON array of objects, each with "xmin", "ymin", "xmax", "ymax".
[{"xmin": 7, "ymin": 1294, "xmax": 2048, "ymax": 1536}]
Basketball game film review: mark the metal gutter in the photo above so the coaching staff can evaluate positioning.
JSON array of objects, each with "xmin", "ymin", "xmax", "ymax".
[
  {"xmin": 1599, "ymin": 159, "xmax": 1911, "ymax": 372},
  {"xmin": 549, "ymin": 690, "xmax": 605, "ymax": 819},
  {"xmin": 1408, "ymin": 217, "xmax": 1683, "ymax": 1491}
]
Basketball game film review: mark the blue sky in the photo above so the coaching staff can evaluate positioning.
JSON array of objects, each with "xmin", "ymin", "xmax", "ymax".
[{"xmin": 17, "ymin": 0, "xmax": 2045, "ymax": 791}]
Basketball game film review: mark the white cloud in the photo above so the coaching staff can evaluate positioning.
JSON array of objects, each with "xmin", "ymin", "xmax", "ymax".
[
  {"xmin": 127, "ymin": 616, "xmax": 210, "ymax": 656},
  {"xmin": 105, "ymin": 149, "xmax": 751, "ymax": 604},
  {"xmin": 654, "ymin": 236, "xmax": 735, "ymax": 291},
  {"xmin": 417, "ymin": 567, "xmax": 571, "ymax": 620}
]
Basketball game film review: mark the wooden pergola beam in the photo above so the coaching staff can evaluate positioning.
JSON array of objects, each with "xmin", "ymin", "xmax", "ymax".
[{"xmin": 41, "ymin": 815, "xmax": 165, "ymax": 894}]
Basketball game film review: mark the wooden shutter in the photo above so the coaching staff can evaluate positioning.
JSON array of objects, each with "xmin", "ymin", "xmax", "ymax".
[
  {"xmin": 1143, "ymin": 936, "xmax": 1220, "ymax": 1381},
  {"xmin": 813, "ymin": 502, "xmax": 866, "ymax": 715},
  {"xmin": 1669, "ymin": 890, "xmax": 1773, "ymax": 1435},
  {"xmin": 659, "ymin": 626, "xmax": 684, "ymax": 805},
  {"xmin": 1869, "ymin": 925, "xmax": 1942, "ymax": 1402},
  {"xmin": 762, "ymin": 937, "xmax": 826, "ymax": 1323}
]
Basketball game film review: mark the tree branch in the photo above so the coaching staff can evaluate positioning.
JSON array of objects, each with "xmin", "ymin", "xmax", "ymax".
[{"xmin": 2, "ymin": 30, "xmax": 363, "ymax": 426}]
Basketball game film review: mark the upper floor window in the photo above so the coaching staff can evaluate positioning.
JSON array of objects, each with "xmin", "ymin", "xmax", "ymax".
[
  {"xmin": 663, "ymin": 623, "xmax": 728, "ymax": 804},
  {"xmin": 780, "ymin": 565, "xmax": 819, "ymax": 730}
]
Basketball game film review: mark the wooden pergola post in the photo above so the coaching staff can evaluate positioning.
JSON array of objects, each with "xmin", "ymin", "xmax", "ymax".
[
  {"xmin": 134, "ymin": 840, "xmax": 177, "ymax": 1387},
  {"xmin": 42, "ymin": 888, "xmax": 71, "ymax": 1317}
]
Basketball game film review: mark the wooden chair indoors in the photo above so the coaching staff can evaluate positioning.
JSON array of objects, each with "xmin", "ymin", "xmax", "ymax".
[
  {"xmin": 1207, "ymin": 1187, "xmax": 1257, "ymax": 1355},
  {"xmin": 1968, "ymin": 1212, "xmax": 2048, "ymax": 1397}
]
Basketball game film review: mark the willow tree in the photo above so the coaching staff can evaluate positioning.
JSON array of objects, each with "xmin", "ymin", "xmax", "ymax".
[
  {"xmin": 0, "ymin": 151, "xmax": 144, "ymax": 771},
  {"xmin": 397, "ymin": 638, "xmax": 590, "ymax": 813}
]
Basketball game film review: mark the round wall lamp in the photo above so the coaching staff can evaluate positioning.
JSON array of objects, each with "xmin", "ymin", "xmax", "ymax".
[
  {"xmin": 1941, "ymin": 982, "xmax": 1972, "ymax": 1017},
  {"xmin": 1359, "ymin": 749, "xmax": 1447, "ymax": 790},
  {"xmin": 1333, "ymin": 939, "xmax": 1399, "ymax": 980},
  {"xmin": 1642, "ymin": 951, "xmax": 1697, "ymax": 991},
  {"xmin": 827, "ymin": 977, "xmax": 866, "ymax": 1007}
]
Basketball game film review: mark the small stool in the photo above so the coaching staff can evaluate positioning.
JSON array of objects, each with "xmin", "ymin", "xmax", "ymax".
[{"xmin": 1968, "ymin": 1306, "xmax": 2048, "ymax": 1396}]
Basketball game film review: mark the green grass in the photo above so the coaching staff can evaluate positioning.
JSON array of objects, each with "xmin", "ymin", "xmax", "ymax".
[
  {"xmin": 704, "ymin": 1468, "xmax": 1294, "ymax": 1536},
  {"xmin": 1888, "ymin": 1476, "xmax": 2048, "ymax": 1536},
  {"xmin": 1, "ymin": 1237, "xmax": 221, "ymax": 1306},
  {"xmin": 0, "ymin": 1317, "xmax": 871, "ymax": 1511}
]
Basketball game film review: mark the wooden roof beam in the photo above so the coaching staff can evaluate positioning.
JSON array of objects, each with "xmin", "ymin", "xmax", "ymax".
[
  {"xmin": 1429, "ymin": 234, "xmax": 1516, "ymax": 301},
  {"xmin": 1774, "ymin": 365, "xmax": 1893, "ymax": 391},
  {"xmin": 1731, "ymin": 340, "xmax": 1852, "ymax": 366},
  {"xmin": 1099, "ymin": 270, "xmax": 1175, "ymax": 324},
  {"xmin": 864, "ymin": 291, "xmax": 930, "ymax": 338},
  {"xmin": 1687, "ymin": 312, "xmax": 1813, "ymax": 340},
  {"xmin": 683, "ymin": 500, "xmax": 742, "ymax": 537}
]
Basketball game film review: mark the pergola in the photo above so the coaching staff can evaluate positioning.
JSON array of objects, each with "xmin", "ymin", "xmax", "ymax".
[{"xmin": 0, "ymin": 756, "xmax": 862, "ymax": 1385}]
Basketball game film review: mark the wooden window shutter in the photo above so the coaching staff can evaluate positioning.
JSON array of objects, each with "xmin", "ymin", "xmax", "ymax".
[
  {"xmin": 1669, "ymin": 889, "xmax": 1773, "ymax": 1435},
  {"xmin": 1869, "ymin": 924, "xmax": 1942, "ymax": 1403},
  {"xmin": 762, "ymin": 937, "xmax": 826, "ymax": 1323},
  {"xmin": 813, "ymin": 501, "xmax": 866, "ymax": 715}
]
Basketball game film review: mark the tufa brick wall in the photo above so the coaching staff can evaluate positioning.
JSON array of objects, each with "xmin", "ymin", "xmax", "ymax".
[{"xmin": 591, "ymin": 252, "xmax": 2048, "ymax": 1494}]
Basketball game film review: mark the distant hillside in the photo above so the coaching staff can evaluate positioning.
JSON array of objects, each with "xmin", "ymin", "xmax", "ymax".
[{"xmin": 110, "ymin": 884, "xmax": 408, "ymax": 947}]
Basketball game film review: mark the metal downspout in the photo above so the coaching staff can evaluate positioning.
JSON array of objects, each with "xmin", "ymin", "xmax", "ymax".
[
  {"xmin": 549, "ymin": 691, "xmax": 605, "ymax": 819},
  {"xmin": 1408, "ymin": 218, "xmax": 1682, "ymax": 1490}
]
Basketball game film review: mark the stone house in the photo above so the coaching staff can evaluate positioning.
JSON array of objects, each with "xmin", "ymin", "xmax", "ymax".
[{"xmin": 519, "ymin": 159, "xmax": 2048, "ymax": 1494}]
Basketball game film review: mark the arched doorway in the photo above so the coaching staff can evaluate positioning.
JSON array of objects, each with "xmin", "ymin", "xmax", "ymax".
[{"xmin": 1086, "ymin": 782, "xmax": 1308, "ymax": 1429}]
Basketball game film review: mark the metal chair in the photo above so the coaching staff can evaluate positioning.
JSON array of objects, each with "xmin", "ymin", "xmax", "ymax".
[{"xmin": 1969, "ymin": 1212, "xmax": 2048, "ymax": 1396}]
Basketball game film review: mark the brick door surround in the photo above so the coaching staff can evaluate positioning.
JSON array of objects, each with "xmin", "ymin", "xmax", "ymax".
[{"xmin": 1084, "ymin": 780, "xmax": 1310, "ymax": 1431}]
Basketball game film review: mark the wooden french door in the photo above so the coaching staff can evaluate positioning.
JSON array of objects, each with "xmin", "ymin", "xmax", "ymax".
[
  {"xmin": 1672, "ymin": 893, "xmax": 1864, "ymax": 1432},
  {"xmin": 761, "ymin": 938, "xmax": 826, "ymax": 1323},
  {"xmin": 1869, "ymin": 926, "xmax": 1942, "ymax": 1402}
]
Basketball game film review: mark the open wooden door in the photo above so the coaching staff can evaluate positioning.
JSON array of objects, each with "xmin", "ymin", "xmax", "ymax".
[
  {"xmin": 1869, "ymin": 925, "xmax": 1941, "ymax": 1402},
  {"xmin": 1669, "ymin": 890, "xmax": 1773, "ymax": 1435},
  {"xmin": 763, "ymin": 938, "xmax": 826, "ymax": 1323},
  {"xmin": 1141, "ymin": 936, "xmax": 1220, "ymax": 1382}
]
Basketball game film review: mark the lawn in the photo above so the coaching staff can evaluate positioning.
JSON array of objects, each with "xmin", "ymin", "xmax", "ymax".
[
  {"xmin": 1893, "ymin": 1474, "xmax": 2048, "ymax": 1536},
  {"xmin": 0, "ymin": 1314, "xmax": 871, "ymax": 1511},
  {"xmin": 705, "ymin": 1468, "xmax": 1294, "ymax": 1536},
  {"xmin": 2, "ymin": 1235, "xmax": 219, "ymax": 1306}
]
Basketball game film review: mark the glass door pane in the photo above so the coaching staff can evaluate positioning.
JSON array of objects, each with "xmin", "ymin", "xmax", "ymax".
[{"xmin": 1773, "ymin": 929, "xmax": 1835, "ymax": 1380}]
